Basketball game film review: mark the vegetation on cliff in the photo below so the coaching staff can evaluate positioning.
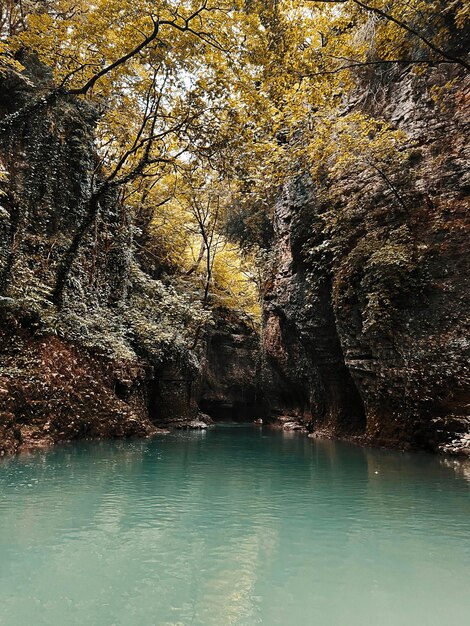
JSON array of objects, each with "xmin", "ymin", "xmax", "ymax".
[{"xmin": 0, "ymin": 1, "xmax": 468, "ymax": 453}]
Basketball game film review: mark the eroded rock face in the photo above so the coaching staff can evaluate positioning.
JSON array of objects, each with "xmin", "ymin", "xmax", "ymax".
[
  {"xmin": 0, "ymin": 65, "xmax": 131, "ymax": 308},
  {"xmin": 0, "ymin": 67, "xmax": 155, "ymax": 455},
  {"xmin": 263, "ymin": 64, "xmax": 470, "ymax": 454},
  {"xmin": 198, "ymin": 315, "xmax": 266, "ymax": 421},
  {"xmin": 0, "ymin": 307, "xmax": 156, "ymax": 456},
  {"xmin": 0, "ymin": 65, "xmax": 175, "ymax": 453},
  {"xmin": 0, "ymin": 64, "xmax": 264, "ymax": 454},
  {"xmin": 262, "ymin": 179, "xmax": 366, "ymax": 435}
]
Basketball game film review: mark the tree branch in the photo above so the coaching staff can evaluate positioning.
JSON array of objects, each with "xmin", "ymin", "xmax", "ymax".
[
  {"xmin": 308, "ymin": 0, "xmax": 470, "ymax": 71},
  {"xmin": 67, "ymin": 17, "xmax": 161, "ymax": 95}
]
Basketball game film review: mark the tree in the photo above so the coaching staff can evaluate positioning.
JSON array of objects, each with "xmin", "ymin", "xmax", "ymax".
[
  {"xmin": 1, "ymin": 0, "xmax": 467, "ymax": 314},
  {"xmin": 3, "ymin": 1, "xmax": 269, "ymax": 305},
  {"xmin": 305, "ymin": 1, "xmax": 469, "ymax": 70}
]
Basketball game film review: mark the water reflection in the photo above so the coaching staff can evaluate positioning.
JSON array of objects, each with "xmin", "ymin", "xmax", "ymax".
[
  {"xmin": 1, "ymin": 426, "xmax": 469, "ymax": 626},
  {"xmin": 439, "ymin": 456, "xmax": 470, "ymax": 485}
]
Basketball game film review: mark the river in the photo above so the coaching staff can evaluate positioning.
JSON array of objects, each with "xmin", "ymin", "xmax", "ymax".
[{"xmin": 1, "ymin": 425, "xmax": 469, "ymax": 625}]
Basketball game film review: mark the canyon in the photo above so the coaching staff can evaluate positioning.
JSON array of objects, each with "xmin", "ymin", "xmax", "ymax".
[{"xmin": 0, "ymin": 57, "xmax": 469, "ymax": 456}]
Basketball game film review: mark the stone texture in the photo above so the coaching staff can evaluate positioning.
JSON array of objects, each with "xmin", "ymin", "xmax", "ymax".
[
  {"xmin": 262, "ymin": 178, "xmax": 366, "ymax": 435},
  {"xmin": 198, "ymin": 313, "xmax": 266, "ymax": 421},
  {"xmin": 0, "ymin": 65, "xmax": 185, "ymax": 453},
  {"xmin": 262, "ymin": 63, "xmax": 470, "ymax": 454},
  {"xmin": 0, "ymin": 63, "xmax": 264, "ymax": 454}
]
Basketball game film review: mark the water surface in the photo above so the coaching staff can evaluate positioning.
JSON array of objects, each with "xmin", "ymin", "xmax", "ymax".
[{"xmin": 1, "ymin": 425, "xmax": 469, "ymax": 625}]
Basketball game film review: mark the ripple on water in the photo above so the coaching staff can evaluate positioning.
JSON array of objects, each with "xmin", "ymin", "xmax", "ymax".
[{"xmin": 0, "ymin": 426, "xmax": 469, "ymax": 626}]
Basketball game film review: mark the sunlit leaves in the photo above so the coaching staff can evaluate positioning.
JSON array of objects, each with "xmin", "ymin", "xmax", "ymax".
[{"xmin": 1, "ymin": 0, "xmax": 466, "ymax": 320}]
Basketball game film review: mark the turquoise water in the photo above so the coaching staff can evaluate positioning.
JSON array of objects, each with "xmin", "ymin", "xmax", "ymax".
[{"xmin": 1, "ymin": 426, "xmax": 469, "ymax": 626}]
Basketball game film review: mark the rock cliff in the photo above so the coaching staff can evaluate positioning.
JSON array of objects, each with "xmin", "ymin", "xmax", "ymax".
[
  {"xmin": 1, "ymin": 55, "xmax": 468, "ymax": 457},
  {"xmin": 0, "ymin": 61, "xmax": 261, "ymax": 454},
  {"xmin": 198, "ymin": 313, "xmax": 266, "ymax": 421},
  {"xmin": 0, "ymin": 62, "xmax": 156, "ymax": 454},
  {"xmin": 263, "ymin": 63, "xmax": 470, "ymax": 454}
]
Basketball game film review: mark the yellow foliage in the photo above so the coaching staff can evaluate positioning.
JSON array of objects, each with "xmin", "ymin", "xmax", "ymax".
[
  {"xmin": 1, "ymin": 0, "xmax": 466, "ymax": 321},
  {"xmin": 211, "ymin": 244, "xmax": 261, "ymax": 324}
]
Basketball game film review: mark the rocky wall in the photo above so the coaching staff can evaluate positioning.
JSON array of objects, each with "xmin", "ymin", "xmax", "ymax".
[
  {"xmin": 0, "ymin": 62, "xmax": 188, "ymax": 454},
  {"xmin": 262, "ymin": 63, "xmax": 470, "ymax": 454},
  {"xmin": 198, "ymin": 314, "xmax": 266, "ymax": 421}
]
